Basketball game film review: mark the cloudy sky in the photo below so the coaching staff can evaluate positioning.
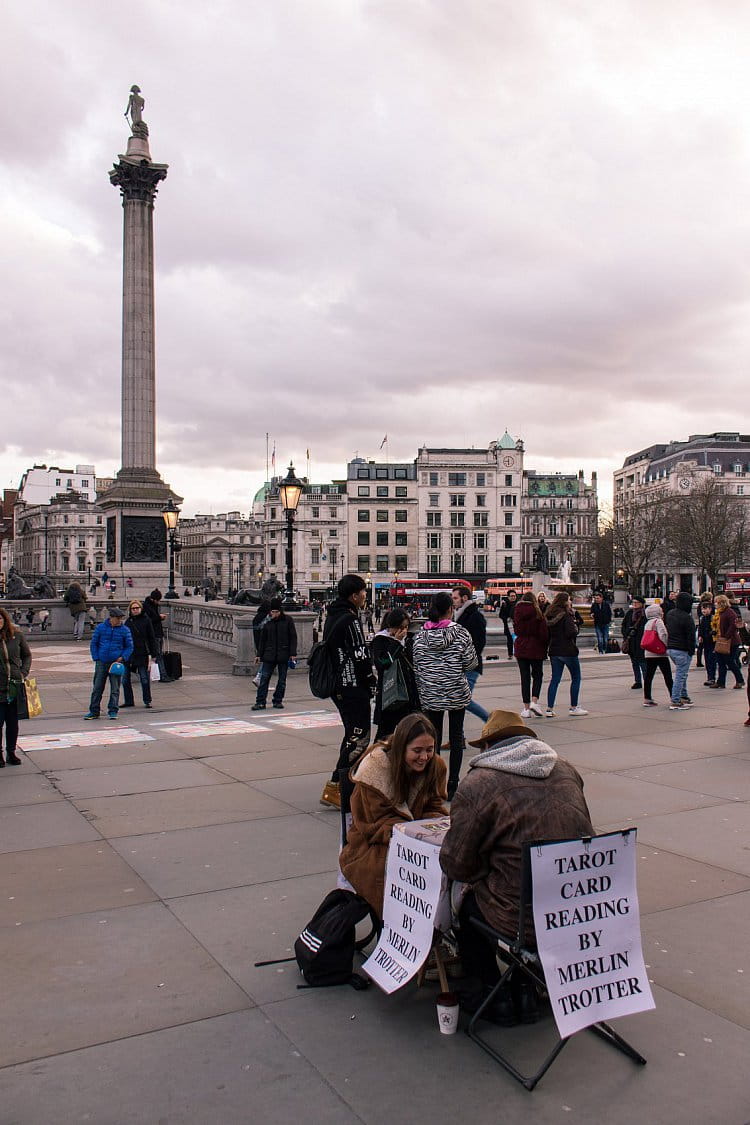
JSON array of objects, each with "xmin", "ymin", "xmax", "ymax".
[{"xmin": 3, "ymin": 1, "xmax": 750, "ymax": 516}]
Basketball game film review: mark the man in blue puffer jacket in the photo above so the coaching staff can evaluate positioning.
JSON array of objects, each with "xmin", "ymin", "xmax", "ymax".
[{"xmin": 85, "ymin": 606, "xmax": 134, "ymax": 720}]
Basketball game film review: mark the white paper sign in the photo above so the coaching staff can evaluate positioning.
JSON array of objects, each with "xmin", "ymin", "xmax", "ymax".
[
  {"xmin": 362, "ymin": 826, "xmax": 444, "ymax": 994},
  {"xmin": 531, "ymin": 829, "xmax": 655, "ymax": 1037}
]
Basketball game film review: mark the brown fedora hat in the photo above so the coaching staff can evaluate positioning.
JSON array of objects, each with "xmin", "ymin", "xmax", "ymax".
[{"xmin": 468, "ymin": 708, "xmax": 536, "ymax": 749}]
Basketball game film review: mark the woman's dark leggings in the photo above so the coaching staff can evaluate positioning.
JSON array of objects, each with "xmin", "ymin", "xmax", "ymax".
[
  {"xmin": 424, "ymin": 708, "xmax": 465, "ymax": 788},
  {"xmin": 643, "ymin": 657, "xmax": 673, "ymax": 700},
  {"xmin": 516, "ymin": 657, "xmax": 544, "ymax": 704},
  {"xmin": 0, "ymin": 700, "xmax": 20, "ymax": 757}
]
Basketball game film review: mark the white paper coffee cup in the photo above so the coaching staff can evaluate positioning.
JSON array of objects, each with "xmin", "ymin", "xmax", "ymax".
[{"xmin": 436, "ymin": 991, "xmax": 459, "ymax": 1035}]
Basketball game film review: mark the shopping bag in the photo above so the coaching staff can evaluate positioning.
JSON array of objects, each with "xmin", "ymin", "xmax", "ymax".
[
  {"xmin": 150, "ymin": 662, "xmax": 161, "ymax": 682},
  {"xmin": 381, "ymin": 659, "xmax": 409, "ymax": 711},
  {"xmin": 17, "ymin": 678, "xmax": 43, "ymax": 720}
]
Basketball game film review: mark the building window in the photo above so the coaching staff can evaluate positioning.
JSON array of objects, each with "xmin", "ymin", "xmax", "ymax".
[
  {"xmin": 735, "ymin": 463, "xmax": 743, "ymax": 475},
  {"xmin": 532, "ymin": 498, "xmax": 539, "ymax": 509},
  {"xmin": 377, "ymin": 510, "xmax": 388, "ymax": 522},
  {"xmin": 450, "ymin": 512, "xmax": 465, "ymax": 527},
  {"xmin": 330, "ymin": 547, "xmax": 337, "ymax": 565},
  {"xmin": 713, "ymin": 463, "xmax": 722, "ymax": 474},
  {"xmin": 96, "ymin": 516, "xmax": 102, "ymax": 524},
  {"xmin": 55, "ymin": 478, "xmax": 61, "ymax": 486},
  {"xmin": 358, "ymin": 532, "xmax": 370, "ymax": 546},
  {"xmin": 427, "ymin": 555, "xmax": 441, "ymax": 573},
  {"xmin": 448, "ymin": 473, "xmax": 466, "ymax": 487},
  {"xmin": 357, "ymin": 468, "xmax": 369, "ymax": 479},
  {"xmin": 473, "ymin": 512, "xmax": 488, "ymax": 527},
  {"xmin": 474, "ymin": 532, "xmax": 488, "ymax": 550},
  {"xmin": 329, "ymin": 507, "xmax": 336, "ymax": 518},
  {"xmin": 63, "ymin": 536, "xmax": 69, "ymax": 548},
  {"xmin": 312, "ymin": 506, "xmax": 320, "ymax": 518},
  {"xmin": 376, "ymin": 486, "xmax": 388, "ymax": 497},
  {"xmin": 394, "ymin": 554, "xmax": 408, "ymax": 570},
  {"xmin": 738, "ymin": 485, "xmax": 744, "ymax": 495},
  {"xmin": 358, "ymin": 554, "xmax": 370, "ymax": 570},
  {"xmin": 504, "ymin": 534, "xmax": 513, "ymax": 549},
  {"xmin": 476, "ymin": 494, "xmax": 486, "ymax": 507},
  {"xmin": 64, "ymin": 514, "xmax": 69, "ymax": 524},
  {"xmin": 329, "ymin": 529, "xmax": 337, "ymax": 537},
  {"xmin": 505, "ymin": 474, "xmax": 513, "ymax": 486},
  {"xmin": 61, "ymin": 556, "xmax": 69, "ymax": 571},
  {"xmin": 427, "ymin": 511, "xmax": 442, "ymax": 526},
  {"xmin": 550, "ymin": 522, "xmax": 558, "ymax": 536},
  {"xmin": 504, "ymin": 556, "xmax": 513, "ymax": 573},
  {"xmin": 429, "ymin": 472, "xmax": 438, "ymax": 486},
  {"xmin": 376, "ymin": 555, "xmax": 389, "ymax": 571},
  {"xmin": 427, "ymin": 533, "xmax": 441, "ymax": 550},
  {"xmin": 311, "ymin": 547, "xmax": 320, "ymax": 565},
  {"xmin": 450, "ymin": 532, "xmax": 465, "ymax": 550},
  {"xmin": 504, "ymin": 512, "xmax": 513, "ymax": 526},
  {"xmin": 270, "ymin": 508, "xmax": 276, "ymax": 519},
  {"xmin": 395, "ymin": 532, "xmax": 407, "ymax": 546},
  {"xmin": 394, "ymin": 468, "xmax": 407, "ymax": 479},
  {"xmin": 566, "ymin": 521, "xmax": 574, "ymax": 536},
  {"xmin": 449, "ymin": 494, "xmax": 465, "ymax": 507},
  {"xmin": 476, "ymin": 473, "xmax": 485, "ymax": 486},
  {"xmin": 81, "ymin": 479, "xmax": 89, "ymax": 487},
  {"xmin": 450, "ymin": 553, "xmax": 464, "ymax": 573},
  {"xmin": 376, "ymin": 468, "xmax": 388, "ymax": 479},
  {"xmin": 376, "ymin": 532, "xmax": 389, "ymax": 546},
  {"xmin": 357, "ymin": 486, "xmax": 370, "ymax": 496},
  {"xmin": 395, "ymin": 486, "xmax": 407, "ymax": 497},
  {"xmin": 77, "ymin": 556, "xmax": 86, "ymax": 571},
  {"xmin": 395, "ymin": 510, "xmax": 407, "ymax": 522},
  {"xmin": 429, "ymin": 493, "xmax": 439, "ymax": 506},
  {"xmin": 474, "ymin": 555, "xmax": 488, "ymax": 573},
  {"xmin": 78, "ymin": 538, "xmax": 86, "ymax": 548},
  {"xmin": 358, "ymin": 510, "xmax": 370, "ymax": 522},
  {"xmin": 270, "ymin": 548, "xmax": 276, "ymax": 565}
]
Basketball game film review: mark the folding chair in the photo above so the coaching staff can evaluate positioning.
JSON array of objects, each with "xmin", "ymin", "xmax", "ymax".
[{"xmin": 466, "ymin": 838, "xmax": 647, "ymax": 1091}]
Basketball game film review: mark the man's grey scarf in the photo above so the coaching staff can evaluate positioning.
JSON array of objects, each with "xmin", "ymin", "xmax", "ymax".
[{"xmin": 469, "ymin": 735, "xmax": 558, "ymax": 779}]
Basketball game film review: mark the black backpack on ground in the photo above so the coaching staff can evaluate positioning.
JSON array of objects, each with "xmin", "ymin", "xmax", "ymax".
[
  {"xmin": 294, "ymin": 889, "xmax": 379, "ymax": 987},
  {"xmin": 307, "ymin": 640, "xmax": 337, "ymax": 699}
]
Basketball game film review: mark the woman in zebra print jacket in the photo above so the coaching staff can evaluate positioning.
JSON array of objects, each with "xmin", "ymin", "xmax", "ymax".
[{"xmin": 412, "ymin": 591, "xmax": 478, "ymax": 799}]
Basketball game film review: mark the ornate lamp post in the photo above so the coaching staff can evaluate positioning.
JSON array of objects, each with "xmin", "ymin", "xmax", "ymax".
[
  {"xmin": 279, "ymin": 463, "xmax": 304, "ymax": 610},
  {"xmin": 366, "ymin": 570, "xmax": 372, "ymax": 608},
  {"xmin": 162, "ymin": 499, "xmax": 180, "ymax": 599}
]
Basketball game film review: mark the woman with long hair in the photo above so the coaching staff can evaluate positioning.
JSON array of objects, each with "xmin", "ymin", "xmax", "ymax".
[
  {"xmin": 0, "ymin": 606, "xmax": 32, "ymax": 766},
  {"xmin": 412, "ymin": 591, "xmax": 478, "ymax": 799},
  {"xmin": 339, "ymin": 713, "xmax": 448, "ymax": 917},
  {"xmin": 371, "ymin": 609, "xmax": 420, "ymax": 740},
  {"xmin": 709, "ymin": 594, "xmax": 745, "ymax": 691},
  {"xmin": 512, "ymin": 591, "xmax": 548, "ymax": 718},
  {"xmin": 545, "ymin": 591, "xmax": 587, "ymax": 717}
]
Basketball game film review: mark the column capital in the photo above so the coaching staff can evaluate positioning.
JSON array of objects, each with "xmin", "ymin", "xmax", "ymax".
[{"xmin": 109, "ymin": 157, "xmax": 168, "ymax": 205}]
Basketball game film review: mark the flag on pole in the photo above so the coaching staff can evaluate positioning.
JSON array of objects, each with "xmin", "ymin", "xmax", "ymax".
[
  {"xmin": 380, "ymin": 434, "xmax": 388, "ymax": 449},
  {"xmin": 271, "ymin": 442, "xmax": 276, "ymax": 473}
]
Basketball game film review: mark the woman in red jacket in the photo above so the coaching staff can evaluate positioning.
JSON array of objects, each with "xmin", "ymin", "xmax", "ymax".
[{"xmin": 512, "ymin": 592, "xmax": 549, "ymax": 719}]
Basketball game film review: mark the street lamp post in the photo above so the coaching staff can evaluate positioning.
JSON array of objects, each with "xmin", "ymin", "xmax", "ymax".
[
  {"xmin": 162, "ymin": 499, "xmax": 180, "ymax": 600},
  {"xmin": 279, "ymin": 463, "xmax": 304, "ymax": 610},
  {"xmin": 366, "ymin": 570, "xmax": 372, "ymax": 608},
  {"xmin": 257, "ymin": 567, "xmax": 263, "ymax": 591}
]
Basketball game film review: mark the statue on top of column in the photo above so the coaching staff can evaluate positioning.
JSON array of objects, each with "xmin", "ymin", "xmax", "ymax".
[{"xmin": 125, "ymin": 85, "xmax": 149, "ymax": 138}]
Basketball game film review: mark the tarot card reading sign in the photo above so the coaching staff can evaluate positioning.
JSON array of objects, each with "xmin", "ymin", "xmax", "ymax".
[
  {"xmin": 362, "ymin": 821, "xmax": 444, "ymax": 994},
  {"xmin": 531, "ymin": 829, "xmax": 655, "ymax": 1037}
]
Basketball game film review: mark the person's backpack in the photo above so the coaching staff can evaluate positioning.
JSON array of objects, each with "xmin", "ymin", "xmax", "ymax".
[
  {"xmin": 307, "ymin": 640, "xmax": 337, "ymax": 699},
  {"xmin": 294, "ymin": 889, "xmax": 379, "ymax": 987}
]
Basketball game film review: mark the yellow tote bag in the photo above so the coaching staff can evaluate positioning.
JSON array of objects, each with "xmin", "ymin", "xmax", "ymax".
[{"xmin": 23, "ymin": 677, "xmax": 43, "ymax": 719}]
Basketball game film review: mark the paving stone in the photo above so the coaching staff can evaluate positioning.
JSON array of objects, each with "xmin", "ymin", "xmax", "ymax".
[
  {"xmin": 582, "ymin": 771, "xmax": 724, "ymax": 830},
  {"xmin": 25, "ymin": 740, "xmax": 192, "ymax": 769},
  {"xmin": 205, "ymin": 743, "xmax": 335, "ymax": 781},
  {"xmin": 562, "ymin": 737, "xmax": 705, "ymax": 773},
  {"xmin": 630, "ymin": 724, "xmax": 750, "ymax": 755},
  {"xmin": 622, "ymin": 755, "xmax": 750, "ymax": 801},
  {"xmin": 638, "ymin": 803, "xmax": 750, "ymax": 876},
  {"xmin": 110, "ymin": 813, "xmax": 340, "ymax": 897},
  {"xmin": 0, "ymin": 840, "xmax": 157, "ymax": 925},
  {"xmin": 0, "ymin": 801, "xmax": 100, "ymax": 854},
  {"xmin": 642, "ymin": 893, "xmax": 750, "ymax": 1029},
  {"xmin": 0, "ymin": 902, "xmax": 250, "ymax": 1067},
  {"xmin": 0, "ymin": 772, "xmax": 63, "ymax": 808},
  {"xmin": 47, "ymin": 759, "xmax": 232, "ymax": 799},
  {"xmin": 635, "ymin": 845, "xmax": 750, "ymax": 915},
  {"xmin": 250, "ymin": 772, "xmax": 336, "ymax": 815},
  {"xmin": 0, "ymin": 1009, "xmax": 359, "ymax": 1125},
  {"xmin": 71, "ymin": 782, "xmax": 297, "ymax": 838}
]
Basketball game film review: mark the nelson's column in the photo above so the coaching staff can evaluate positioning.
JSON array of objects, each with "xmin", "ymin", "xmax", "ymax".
[{"xmin": 98, "ymin": 85, "xmax": 182, "ymax": 596}]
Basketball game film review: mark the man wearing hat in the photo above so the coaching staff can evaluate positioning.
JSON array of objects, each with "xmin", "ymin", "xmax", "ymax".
[
  {"xmin": 84, "ymin": 607, "xmax": 134, "ymax": 720},
  {"xmin": 440, "ymin": 709, "xmax": 593, "ymax": 1024}
]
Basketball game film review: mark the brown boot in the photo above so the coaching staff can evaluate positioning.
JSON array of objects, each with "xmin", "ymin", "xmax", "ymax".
[{"xmin": 320, "ymin": 780, "xmax": 341, "ymax": 808}]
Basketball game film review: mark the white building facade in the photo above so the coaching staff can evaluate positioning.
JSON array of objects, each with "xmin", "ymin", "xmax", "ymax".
[{"xmin": 17, "ymin": 464, "xmax": 98, "ymax": 506}]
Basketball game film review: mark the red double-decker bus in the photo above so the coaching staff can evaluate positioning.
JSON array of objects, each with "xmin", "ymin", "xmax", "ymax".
[{"xmin": 388, "ymin": 578, "xmax": 473, "ymax": 613}]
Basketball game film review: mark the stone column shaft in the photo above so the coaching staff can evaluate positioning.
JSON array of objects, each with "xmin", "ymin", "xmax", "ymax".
[{"xmin": 121, "ymin": 196, "xmax": 157, "ymax": 470}]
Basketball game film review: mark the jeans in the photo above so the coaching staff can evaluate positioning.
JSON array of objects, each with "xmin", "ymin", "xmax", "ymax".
[
  {"xmin": 255, "ymin": 660, "xmax": 289, "ymax": 706},
  {"xmin": 332, "ymin": 691, "xmax": 371, "ymax": 779},
  {"xmin": 701, "ymin": 643, "xmax": 717, "ymax": 682},
  {"xmin": 122, "ymin": 664, "xmax": 152, "ymax": 706},
  {"xmin": 547, "ymin": 655, "xmax": 581, "ymax": 708},
  {"xmin": 465, "ymin": 669, "xmax": 489, "ymax": 722},
  {"xmin": 73, "ymin": 611, "xmax": 87, "ymax": 640},
  {"xmin": 0, "ymin": 699, "xmax": 19, "ymax": 756},
  {"xmin": 424, "ymin": 707, "xmax": 466, "ymax": 789},
  {"xmin": 643, "ymin": 657, "xmax": 673, "ymax": 700},
  {"xmin": 516, "ymin": 657, "xmax": 544, "ymax": 704},
  {"xmin": 594, "ymin": 625, "xmax": 610, "ymax": 653},
  {"xmin": 716, "ymin": 646, "xmax": 744, "ymax": 688},
  {"xmin": 503, "ymin": 626, "xmax": 514, "ymax": 658},
  {"xmin": 629, "ymin": 653, "xmax": 646, "ymax": 686},
  {"xmin": 88, "ymin": 661, "xmax": 122, "ymax": 716},
  {"xmin": 667, "ymin": 649, "xmax": 692, "ymax": 703}
]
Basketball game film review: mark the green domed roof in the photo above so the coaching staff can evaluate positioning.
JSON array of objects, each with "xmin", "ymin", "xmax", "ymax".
[
  {"xmin": 498, "ymin": 431, "xmax": 516, "ymax": 449},
  {"xmin": 253, "ymin": 482, "xmax": 269, "ymax": 503}
]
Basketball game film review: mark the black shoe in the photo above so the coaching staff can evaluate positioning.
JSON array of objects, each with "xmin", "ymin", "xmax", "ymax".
[
  {"xmin": 0, "ymin": 757, "xmax": 4, "ymax": 768},
  {"xmin": 456, "ymin": 979, "xmax": 518, "ymax": 1027},
  {"xmin": 704, "ymin": 680, "xmax": 715, "ymax": 687},
  {"xmin": 5, "ymin": 753, "xmax": 21, "ymax": 766},
  {"xmin": 251, "ymin": 703, "xmax": 266, "ymax": 711},
  {"xmin": 159, "ymin": 677, "xmax": 175, "ymax": 684},
  {"xmin": 272, "ymin": 702, "xmax": 284, "ymax": 709},
  {"xmin": 121, "ymin": 702, "xmax": 134, "ymax": 708},
  {"xmin": 513, "ymin": 977, "xmax": 541, "ymax": 1025},
  {"xmin": 631, "ymin": 683, "xmax": 642, "ymax": 690},
  {"xmin": 144, "ymin": 703, "xmax": 152, "ymax": 709}
]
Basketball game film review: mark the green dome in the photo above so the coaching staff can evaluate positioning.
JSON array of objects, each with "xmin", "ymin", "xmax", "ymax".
[
  {"xmin": 498, "ymin": 430, "xmax": 516, "ymax": 449},
  {"xmin": 253, "ymin": 482, "xmax": 269, "ymax": 503}
]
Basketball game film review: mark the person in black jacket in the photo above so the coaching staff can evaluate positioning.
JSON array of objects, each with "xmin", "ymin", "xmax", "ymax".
[
  {"xmin": 252, "ymin": 598, "xmax": 297, "ymax": 710},
  {"xmin": 122, "ymin": 600, "xmax": 158, "ymax": 708},
  {"xmin": 621, "ymin": 597, "xmax": 647, "ymax": 689},
  {"xmin": 142, "ymin": 589, "xmax": 173, "ymax": 682},
  {"xmin": 321, "ymin": 574, "xmax": 375, "ymax": 808},
  {"xmin": 498, "ymin": 591, "xmax": 518, "ymax": 658},
  {"xmin": 591, "ymin": 593, "xmax": 612, "ymax": 653},
  {"xmin": 371, "ymin": 609, "xmax": 420, "ymax": 740},
  {"xmin": 665, "ymin": 591, "xmax": 696, "ymax": 709},
  {"xmin": 452, "ymin": 586, "xmax": 489, "ymax": 722}
]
